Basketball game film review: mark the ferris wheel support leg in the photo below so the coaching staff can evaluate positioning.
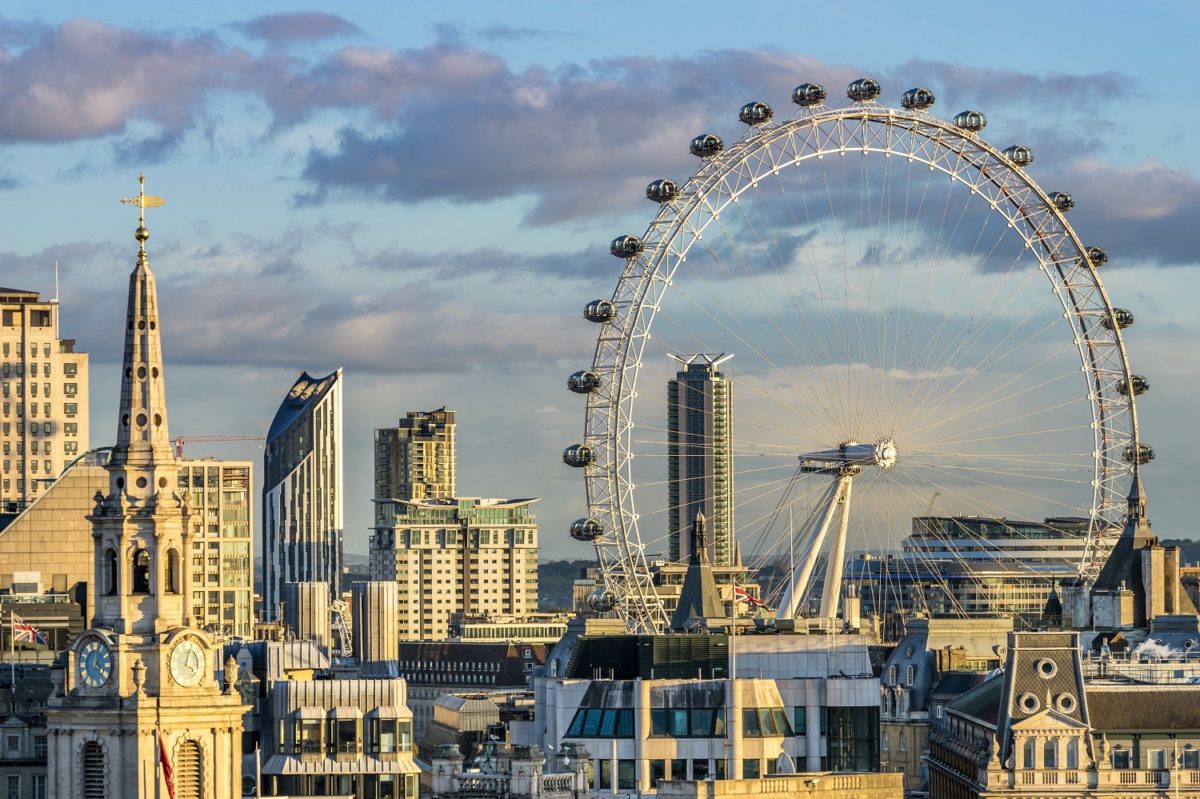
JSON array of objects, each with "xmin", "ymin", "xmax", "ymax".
[
  {"xmin": 774, "ymin": 476, "xmax": 847, "ymax": 621},
  {"xmin": 819, "ymin": 479, "xmax": 853, "ymax": 621}
]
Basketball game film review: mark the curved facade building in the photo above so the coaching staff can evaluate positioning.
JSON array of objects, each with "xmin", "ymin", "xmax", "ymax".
[{"xmin": 263, "ymin": 369, "xmax": 344, "ymax": 620}]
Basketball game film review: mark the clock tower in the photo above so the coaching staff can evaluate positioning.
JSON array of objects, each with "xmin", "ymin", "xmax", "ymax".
[{"xmin": 46, "ymin": 176, "xmax": 248, "ymax": 799}]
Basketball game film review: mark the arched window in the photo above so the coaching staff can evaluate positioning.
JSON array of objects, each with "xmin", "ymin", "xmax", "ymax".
[
  {"xmin": 103, "ymin": 549, "xmax": 118, "ymax": 596},
  {"xmin": 1023, "ymin": 738, "xmax": 1036, "ymax": 769},
  {"xmin": 165, "ymin": 549, "xmax": 180, "ymax": 594},
  {"xmin": 82, "ymin": 741, "xmax": 106, "ymax": 799},
  {"xmin": 898, "ymin": 732, "xmax": 907, "ymax": 752},
  {"xmin": 888, "ymin": 665, "xmax": 897, "ymax": 685},
  {"xmin": 175, "ymin": 740, "xmax": 202, "ymax": 799},
  {"xmin": 131, "ymin": 549, "xmax": 151, "ymax": 594},
  {"xmin": 1066, "ymin": 738, "xmax": 1079, "ymax": 769},
  {"xmin": 1043, "ymin": 738, "xmax": 1058, "ymax": 769},
  {"xmin": 905, "ymin": 665, "xmax": 915, "ymax": 686}
]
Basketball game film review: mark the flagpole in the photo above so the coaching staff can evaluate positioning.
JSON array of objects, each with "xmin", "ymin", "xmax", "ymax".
[{"xmin": 9, "ymin": 610, "xmax": 14, "ymax": 701}]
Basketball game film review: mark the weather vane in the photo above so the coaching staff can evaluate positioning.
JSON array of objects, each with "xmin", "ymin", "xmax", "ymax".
[{"xmin": 118, "ymin": 173, "xmax": 165, "ymax": 256}]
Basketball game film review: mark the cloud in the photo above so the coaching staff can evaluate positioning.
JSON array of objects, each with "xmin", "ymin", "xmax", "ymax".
[
  {"xmin": 886, "ymin": 59, "xmax": 1134, "ymax": 110},
  {"xmin": 234, "ymin": 12, "xmax": 361, "ymax": 44},
  {"xmin": 1050, "ymin": 158, "xmax": 1200, "ymax": 267},
  {"xmin": 0, "ymin": 17, "xmax": 250, "ymax": 143}
]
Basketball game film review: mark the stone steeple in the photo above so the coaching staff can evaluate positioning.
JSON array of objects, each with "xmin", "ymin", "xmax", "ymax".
[
  {"xmin": 670, "ymin": 512, "xmax": 727, "ymax": 632},
  {"xmin": 107, "ymin": 174, "xmax": 177, "ymax": 500}
]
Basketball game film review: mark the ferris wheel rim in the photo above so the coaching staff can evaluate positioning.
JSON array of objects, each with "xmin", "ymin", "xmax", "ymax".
[{"xmin": 576, "ymin": 90, "xmax": 1142, "ymax": 633}]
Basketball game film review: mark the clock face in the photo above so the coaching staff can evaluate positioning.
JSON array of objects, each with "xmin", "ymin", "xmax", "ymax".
[
  {"xmin": 169, "ymin": 639, "xmax": 206, "ymax": 688},
  {"xmin": 77, "ymin": 639, "xmax": 113, "ymax": 689}
]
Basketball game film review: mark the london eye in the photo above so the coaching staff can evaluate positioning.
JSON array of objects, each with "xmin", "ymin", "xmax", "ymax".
[{"xmin": 564, "ymin": 77, "xmax": 1147, "ymax": 634}]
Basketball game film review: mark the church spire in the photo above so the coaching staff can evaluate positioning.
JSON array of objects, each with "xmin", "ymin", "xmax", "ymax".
[{"xmin": 109, "ymin": 174, "xmax": 175, "ymax": 485}]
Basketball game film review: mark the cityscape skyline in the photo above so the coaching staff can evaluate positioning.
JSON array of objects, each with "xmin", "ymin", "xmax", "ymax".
[{"xmin": 0, "ymin": 3, "xmax": 1197, "ymax": 562}]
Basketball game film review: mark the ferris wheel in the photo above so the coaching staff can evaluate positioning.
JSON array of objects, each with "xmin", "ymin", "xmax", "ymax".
[{"xmin": 563, "ymin": 77, "xmax": 1148, "ymax": 634}]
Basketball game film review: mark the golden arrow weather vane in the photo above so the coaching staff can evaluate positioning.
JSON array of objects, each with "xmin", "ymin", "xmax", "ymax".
[{"xmin": 118, "ymin": 173, "xmax": 165, "ymax": 258}]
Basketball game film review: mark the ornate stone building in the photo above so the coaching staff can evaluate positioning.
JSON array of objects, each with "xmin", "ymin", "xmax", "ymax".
[{"xmin": 44, "ymin": 177, "xmax": 247, "ymax": 799}]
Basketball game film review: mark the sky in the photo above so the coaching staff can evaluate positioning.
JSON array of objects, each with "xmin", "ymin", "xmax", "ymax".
[{"xmin": 0, "ymin": 1, "xmax": 1197, "ymax": 562}]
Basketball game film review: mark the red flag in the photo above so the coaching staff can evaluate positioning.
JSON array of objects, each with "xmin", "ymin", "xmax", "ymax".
[{"xmin": 158, "ymin": 735, "xmax": 176, "ymax": 799}]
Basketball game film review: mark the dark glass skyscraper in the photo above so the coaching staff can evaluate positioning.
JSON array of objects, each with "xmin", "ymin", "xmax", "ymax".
[
  {"xmin": 667, "ymin": 354, "xmax": 735, "ymax": 565},
  {"xmin": 263, "ymin": 369, "xmax": 344, "ymax": 619}
]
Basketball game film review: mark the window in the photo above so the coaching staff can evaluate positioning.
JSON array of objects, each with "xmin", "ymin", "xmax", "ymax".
[
  {"xmin": 1023, "ymin": 738, "xmax": 1036, "ymax": 768},
  {"xmin": 905, "ymin": 665, "xmax": 915, "ymax": 686},
  {"xmin": 64, "ymin": 383, "xmax": 76, "ymax": 396},
  {"xmin": 166, "ymin": 550, "xmax": 180, "ymax": 594},
  {"xmin": 597, "ymin": 760, "xmax": 611, "ymax": 790},
  {"xmin": 1112, "ymin": 749, "xmax": 1131, "ymax": 769},
  {"xmin": 827, "ymin": 706, "xmax": 879, "ymax": 772},
  {"xmin": 296, "ymin": 720, "xmax": 322, "ymax": 754},
  {"xmin": 64, "ymin": 363, "xmax": 77, "ymax": 377},
  {"xmin": 742, "ymin": 759, "xmax": 760, "ymax": 779},
  {"xmin": 1183, "ymin": 748, "xmax": 1200, "ymax": 769},
  {"xmin": 899, "ymin": 732, "xmax": 907, "ymax": 752},
  {"xmin": 794, "ymin": 706, "xmax": 807, "ymax": 735},
  {"xmin": 174, "ymin": 740, "xmax": 202, "ymax": 799},
  {"xmin": 33, "ymin": 735, "xmax": 46, "ymax": 758},
  {"xmin": 335, "ymin": 719, "xmax": 358, "ymax": 754},
  {"xmin": 1147, "ymin": 749, "xmax": 1166, "ymax": 770},
  {"xmin": 1043, "ymin": 739, "xmax": 1058, "ymax": 769},
  {"xmin": 82, "ymin": 741, "xmax": 105, "ymax": 799},
  {"xmin": 882, "ymin": 731, "xmax": 889, "ymax": 752},
  {"xmin": 64, "ymin": 403, "xmax": 77, "ymax": 417},
  {"xmin": 103, "ymin": 549, "xmax": 118, "ymax": 595},
  {"xmin": 7, "ymin": 775, "xmax": 19, "ymax": 799},
  {"xmin": 1066, "ymin": 739, "xmax": 1079, "ymax": 769},
  {"xmin": 131, "ymin": 550, "xmax": 151, "ymax": 594},
  {"xmin": 649, "ymin": 760, "xmax": 665, "ymax": 788},
  {"xmin": 693, "ymin": 759, "xmax": 709, "ymax": 781},
  {"xmin": 32, "ymin": 775, "xmax": 45, "ymax": 799},
  {"xmin": 6, "ymin": 734, "xmax": 19, "ymax": 753}
]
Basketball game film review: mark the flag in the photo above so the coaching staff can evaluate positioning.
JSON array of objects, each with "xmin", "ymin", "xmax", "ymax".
[
  {"xmin": 734, "ymin": 585, "xmax": 770, "ymax": 610},
  {"xmin": 158, "ymin": 735, "xmax": 176, "ymax": 799},
  {"xmin": 11, "ymin": 614, "xmax": 47, "ymax": 646}
]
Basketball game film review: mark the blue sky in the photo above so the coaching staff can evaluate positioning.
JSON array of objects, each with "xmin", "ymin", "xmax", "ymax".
[{"xmin": 0, "ymin": 2, "xmax": 1197, "ymax": 561}]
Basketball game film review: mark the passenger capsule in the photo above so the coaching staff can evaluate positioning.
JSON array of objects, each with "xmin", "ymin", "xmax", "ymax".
[
  {"xmin": 646, "ymin": 179, "xmax": 680, "ymax": 204},
  {"xmin": 1003, "ymin": 145, "xmax": 1035, "ymax": 168},
  {"xmin": 1085, "ymin": 247, "xmax": 1108, "ymax": 268},
  {"xmin": 570, "ymin": 518, "xmax": 604, "ymax": 542},
  {"xmin": 567, "ymin": 370, "xmax": 601, "ymax": 394},
  {"xmin": 792, "ymin": 83, "xmax": 827, "ymax": 107},
  {"xmin": 1117, "ymin": 375, "xmax": 1150, "ymax": 396},
  {"xmin": 583, "ymin": 300, "xmax": 615, "ymax": 323},
  {"xmin": 953, "ymin": 110, "xmax": 987, "ymax": 133},
  {"xmin": 689, "ymin": 133, "xmax": 724, "ymax": 158},
  {"xmin": 1101, "ymin": 308, "xmax": 1134, "ymax": 330},
  {"xmin": 562, "ymin": 444, "xmax": 595, "ymax": 468},
  {"xmin": 1123, "ymin": 444, "xmax": 1155, "ymax": 465},
  {"xmin": 739, "ymin": 101, "xmax": 774, "ymax": 125},
  {"xmin": 610, "ymin": 235, "xmax": 644, "ymax": 259},
  {"xmin": 1050, "ymin": 192, "xmax": 1075, "ymax": 212},
  {"xmin": 847, "ymin": 78, "xmax": 881, "ymax": 102},
  {"xmin": 587, "ymin": 588, "xmax": 618, "ymax": 613},
  {"xmin": 900, "ymin": 87, "xmax": 936, "ymax": 110}
]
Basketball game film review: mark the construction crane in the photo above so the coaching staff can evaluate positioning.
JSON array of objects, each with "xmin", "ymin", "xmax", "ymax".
[
  {"xmin": 174, "ymin": 435, "xmax": 266, "ymax": 459},
  {"xmin": 330, "ymin": 600, "xmax": 353, "ymax": 658}
]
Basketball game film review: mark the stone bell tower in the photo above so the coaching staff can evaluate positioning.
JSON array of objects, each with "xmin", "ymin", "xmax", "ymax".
[{"xmin": 45, "ymin": 176, "xmax": 247, "ymax": 799}]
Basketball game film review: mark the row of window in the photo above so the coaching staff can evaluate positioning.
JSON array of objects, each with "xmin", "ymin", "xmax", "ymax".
[
  {"xmin": 0, "ymin": 422, "xmax": 75, "ymax": 435},
  {"xmin": 4, "ymin": 774, "xmax": 46, "ymax": 799},
  {"xmin": 0, "ymin": 357, "xmax": 79, "ymax": 376},
  {"xmin": 566, "ymin": 707, "xmax": 794, "ymax": 740},
  {"xmin": 284, "ymin": 717, "xmax": 412, "ymax": 756},
  {"xmin": 2, "ymin": 440, "xmax": 75, "ymax": 455},
  {"xmin": 594, "ymin": 757, "xmax": 787, "ymax": 789}
]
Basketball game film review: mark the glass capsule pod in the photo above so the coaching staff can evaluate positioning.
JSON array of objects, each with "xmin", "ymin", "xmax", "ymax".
[
  {"xmin": 570, "ymin": 518, "xmax": 604, "ymax": 542},
  {"xmin": 738, "ymin": 101, "xmax": 774, "ymax": 125},
  {"xmin": 1123, "ymin": 444, "xmax": 1155, "ymax": 465},
  {"xmin": 901, "ymin": 87, "xmax": 936, "ymax": 110},
  {"xmin": 792, "ymin": 83, "xmax": 827, "ymax": 107},
  {"xmin": 1086, "ymin": 246, "xmax": 1108, "ymax": 268},
  {"xmin": 583, "ymin": 300, "xmax": 615, "ymax": 323},
  {"xmin": 567, "ymin": 370, "xmax": 601, "ymax": 394},
  {"xmin": 1101, "ymin": 308, "xmax": 1134, "ymax": 330},
  {"xmin": 1050, "ymin": 192, "xmax": 1075, "ymax": 212},
  {"xmin": 587, "ymin": 588, "xmax": 618, "ymax": 612},
  {"xmin": 953, "ymin": 110, "xmax": 987, "ymax": 132},
  {"xmin": 646, "ymin": 179, "xmax": 680, "ymax": 203},
  {"xmin": 1003, "ymin": 145, "xmax": 1035, "ymax": 167},
  {"xmin": 562, "ymin": 444, "xmax": 595, "ymax": 468},
  {"xmin": 610, "ymin": 235, "xmax": 644, "ymax": 259},
  {"xmin": 689, "ymin": 133, "xmax": 724, "ymax": 158},
  {"xmin": 1117, "ymin": 375, "xmax": 1150, "ymax": 396},
  {"xmin": 847, "ymin": 78, "xmax": 881, "ymax": 102}
]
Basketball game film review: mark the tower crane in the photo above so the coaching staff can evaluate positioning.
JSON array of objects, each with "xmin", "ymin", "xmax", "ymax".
[
  {"xmin": 174, "ymin": 435, "xmax": 266, "ymax": 459},
  {"xmin": 329, "ymin": 600, "xmax": 353, "ymax": 657}
]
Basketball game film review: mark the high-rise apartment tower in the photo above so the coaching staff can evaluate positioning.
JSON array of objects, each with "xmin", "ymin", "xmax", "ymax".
[
  {"xmin": 178, "ymin": 458, "xmax": 253, "ymax": 638},
  {"xmin": 0, "ymin": 288, "xmax": 89, "ymax": 512},
  {"xmin": 263, "ymin": 369, "xmax": 344, "ymax": 619},
  {"xmin": 667, "ymin": 354, "xmax": 735, "ymax": 565},
  {"xmin": 375, "ymin": 408, "xmax": 456, "ymax": 501}
]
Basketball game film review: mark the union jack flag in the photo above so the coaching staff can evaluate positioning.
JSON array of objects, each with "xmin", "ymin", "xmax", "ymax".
[
  {"xmin": 12, "ymin": 614, "xmax": 47, "ymax": 646},
  {"xmin": 734, "ymin": 585, "xmax": 770, "ymax": 610}
]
